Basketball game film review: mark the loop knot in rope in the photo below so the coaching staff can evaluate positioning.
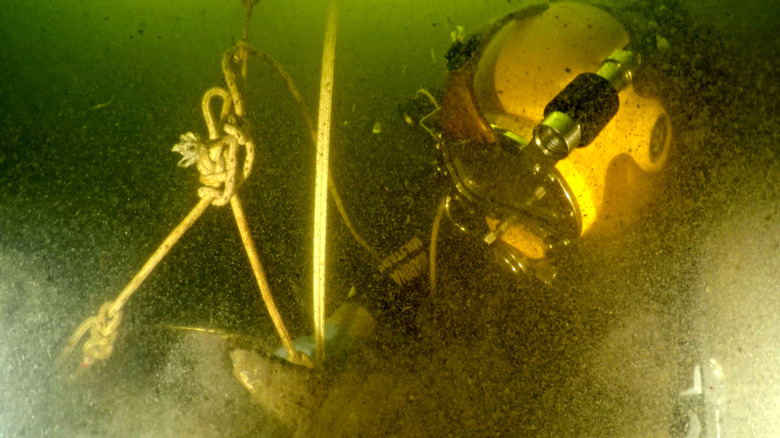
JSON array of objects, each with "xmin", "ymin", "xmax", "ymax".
[
  {"xmin": 82, "ymin": 302, "xmax": 122, "ymax": 366},
  {"xmin": 172, "ymin": 86, "xmax": 256, "ymax": 207},
  {"xmin": 61, "ymin": 301, "xmax": 123, "ymax": 368}
]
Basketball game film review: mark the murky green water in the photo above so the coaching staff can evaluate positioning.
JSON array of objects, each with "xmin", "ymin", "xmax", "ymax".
[{"xmin": 0, "ymin": 0, "xmax": 778, "ymax": 436}]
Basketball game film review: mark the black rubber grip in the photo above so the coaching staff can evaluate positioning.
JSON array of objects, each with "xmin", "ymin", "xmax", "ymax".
[{"xmin": 544, "ymin": 73, "xmax": 619, "ymax": 147}]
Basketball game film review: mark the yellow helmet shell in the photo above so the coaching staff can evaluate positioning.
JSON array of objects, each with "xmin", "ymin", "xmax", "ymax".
[{"xmin": 472, "ymin": 2, "xmax": 672, "ymax": 257}]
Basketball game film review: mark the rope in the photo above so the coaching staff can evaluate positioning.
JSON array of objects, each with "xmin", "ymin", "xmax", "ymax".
[
  {"xmin": 195, "ymin": 84, "xmax": 255, "ymax": 206},
  {"xmin": 429, "ymin": 195, "xmax": 447, "ymax": 296},
  {"xmin": 244, "ymin": 46, "xmax": 383, "ymax": 265},
  {"xmin": 74, "ymin": 302, "xmax": 120, "ymax": 367},
  {"xmin": 240, "ymin": 0, "xmax": 258, "ymax": 78},
  {"xmin": 222, "ymin": 46, "xmax": 246, "ymax": 119},
  {"xmin": 230, "ymin": 194, "xmax": 306, "ymax": 366},
  {"xmin": 202, "ymin": 87, "xmax": 232, "ymax": 140},
  {"xmin": 205, "ymin": 45, "xmax": 302, "ymax": 365},
  {"xmin": 329, "ymin": 178, "xmax": 382, "ymax": 263},
  {"xmin": 59, "ymin": 0, "xmax": 353, "ymax": 371},
  {"xmin": 59, "ymin": 1, "xmax": 295, "ymax": 368},
  {"xmin": 58, "ymin": 195, "xmax": 213, "ymax": 368}
]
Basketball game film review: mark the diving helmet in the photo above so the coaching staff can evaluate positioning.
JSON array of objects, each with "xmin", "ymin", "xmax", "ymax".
[{"xmin": 427, "ymin": 1, "xmax": 671, "ymax": 281}]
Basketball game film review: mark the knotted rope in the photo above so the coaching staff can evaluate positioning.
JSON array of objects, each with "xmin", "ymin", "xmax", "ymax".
[
  {"xmin": 59, "ymin": 4, "xmax": 306, "ymax": 368},
  {"xmin": 58, "ymin": 195, "xmax": 212, "ymax": 368},
  {"xmin": 176, "ymin": 84, "xmax": 255, "ymax": 207},
  {"xmin": 60, "ymin": 0, "xmax": 397, "ymax": 371}
]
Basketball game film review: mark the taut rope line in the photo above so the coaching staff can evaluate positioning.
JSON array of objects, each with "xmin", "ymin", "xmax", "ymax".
[{"xmin": 58, "ymin": 196, "xmax": 213, "ymax": 368}]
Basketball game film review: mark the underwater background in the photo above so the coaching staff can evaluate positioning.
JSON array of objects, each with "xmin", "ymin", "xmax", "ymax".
[{"xmin": 0, "ymin": 0, "xmax": 778, "ymax": 436}]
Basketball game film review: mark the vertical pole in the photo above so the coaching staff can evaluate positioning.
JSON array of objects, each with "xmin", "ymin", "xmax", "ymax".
[{"xmin": 313, "ymin": 0, "xmax": 338, "ymax": 367}]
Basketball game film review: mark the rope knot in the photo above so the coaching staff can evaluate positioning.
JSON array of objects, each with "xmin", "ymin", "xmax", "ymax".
[
  {"xmin": 196, "ymin": 129, "xmax": 239, "ymax": 206},
  {"xmin": 82, "ymin": 301, "xmax": 122, "ymax": 366},
  {"xmin": 172, "ymin": 87, "xmax": 256, "ymax": 207}
]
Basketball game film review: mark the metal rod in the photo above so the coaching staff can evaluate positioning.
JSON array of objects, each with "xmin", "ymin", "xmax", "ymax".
[{"xmin": 312, "ymin": 0, "xmax": 338, "ymax": 367}]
